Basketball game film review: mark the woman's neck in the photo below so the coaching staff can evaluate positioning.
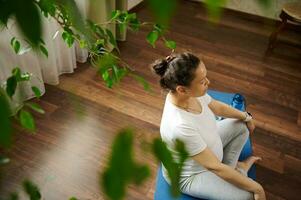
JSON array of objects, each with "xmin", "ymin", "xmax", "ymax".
[{"xmin": 169, "ymin": 91, "xmax": 191, "ymax": 108}]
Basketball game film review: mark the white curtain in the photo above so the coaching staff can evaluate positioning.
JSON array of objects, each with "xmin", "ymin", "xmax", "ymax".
[
  {"xmin": 0, "ymin": 0, "xmax": 129, "ymax": 113},
  {"xmin": 0, "ymin": 0, "xmax": 89, "ymax": 113}
]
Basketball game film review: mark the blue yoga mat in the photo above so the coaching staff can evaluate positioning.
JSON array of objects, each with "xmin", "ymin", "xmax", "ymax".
[{"xmin": 154, "ymin": 90, "xmax": 256, "ymax": 200}]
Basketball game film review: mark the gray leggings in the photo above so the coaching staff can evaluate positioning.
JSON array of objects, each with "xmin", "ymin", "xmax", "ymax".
[{"xmin": 179, "ymin": 119, "xmax": 254, "ymax": 200}]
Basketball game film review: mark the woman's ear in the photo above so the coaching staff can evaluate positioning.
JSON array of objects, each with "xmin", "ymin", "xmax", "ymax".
[{"xmin": 176, "ymin": 86, "xmax": 187, "ymax": 94}]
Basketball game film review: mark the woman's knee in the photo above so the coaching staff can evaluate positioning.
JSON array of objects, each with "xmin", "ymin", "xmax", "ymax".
[
  {"xmin": 236, "ymin": 119, "xmax": 249, "ymax": 136},
  {"xmin": 228, "ymin": 119, "xmax": 250, "ymax": 137}
]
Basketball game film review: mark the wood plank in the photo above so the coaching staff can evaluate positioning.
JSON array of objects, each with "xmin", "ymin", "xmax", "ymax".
[{"xmin": 252, "ymin": 143, "xmax": 284, "ymax": 173}]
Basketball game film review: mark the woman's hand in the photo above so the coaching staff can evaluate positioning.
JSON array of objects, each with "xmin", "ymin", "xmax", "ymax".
[
  {"xmin": 253, "ymin": 186, "xmax": 266, "ymax": 200},
  {"xmin": 246, "ymin": 119, "xmax": 256, "ymax": 134}
]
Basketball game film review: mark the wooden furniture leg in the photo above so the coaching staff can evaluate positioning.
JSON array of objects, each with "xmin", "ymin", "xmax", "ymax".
[{"xmin": 267, "ymin": 11, "xmax": 288, "ymax": 51}]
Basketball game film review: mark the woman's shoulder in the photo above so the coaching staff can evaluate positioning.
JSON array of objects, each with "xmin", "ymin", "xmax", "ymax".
[{"xmin": 196, "ymin": 92, "xmax": 212, "ymax": 105}]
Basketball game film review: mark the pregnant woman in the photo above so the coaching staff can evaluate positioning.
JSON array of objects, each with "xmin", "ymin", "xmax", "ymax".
[{"xmin": 151, "ymin": 52, "xmax": 266, "ymax": 200}]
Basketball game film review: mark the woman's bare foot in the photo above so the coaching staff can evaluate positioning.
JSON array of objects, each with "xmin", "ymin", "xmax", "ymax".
[{"xmin": 236, "ymin": 156, "xmax": 262, "ymax": 172}]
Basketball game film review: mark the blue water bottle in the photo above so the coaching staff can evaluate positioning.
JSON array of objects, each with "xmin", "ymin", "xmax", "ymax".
[{"xmin": 231, "ymin": 93, "xmax": 245, "ymax": 110}]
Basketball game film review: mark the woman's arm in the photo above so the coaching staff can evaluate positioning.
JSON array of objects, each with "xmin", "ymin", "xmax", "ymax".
[
  {"xmin": 208, "ymin": 99, "xmax": 256, "ymax": 134},
  {"xmin": 208, "ymin": 99, "xmax": 246, "ymax": 120},
  {"xmin": 192, "ymin": 147, "xmax": 265, "ymax": 196}
]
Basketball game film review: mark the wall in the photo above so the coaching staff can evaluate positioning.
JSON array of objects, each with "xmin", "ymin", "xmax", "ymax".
[{"xmin": 194, "ymin": 0, "xmax": 299, "ymax": 20}]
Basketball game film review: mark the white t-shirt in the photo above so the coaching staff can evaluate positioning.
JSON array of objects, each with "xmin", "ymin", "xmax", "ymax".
[{"xmin": 160, "ymin": 92, "xmax": 223, "ymax": 180}]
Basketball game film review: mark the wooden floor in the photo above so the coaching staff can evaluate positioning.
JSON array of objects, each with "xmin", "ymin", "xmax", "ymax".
[{"xmin": 1, "ymin": 1, "xmax": 301, "ymax": 199}]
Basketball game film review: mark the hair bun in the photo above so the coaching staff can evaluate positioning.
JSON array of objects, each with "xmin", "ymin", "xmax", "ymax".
[{"xmin": 151, "ymin": 59, "xmax": 168, "ymax": 77}]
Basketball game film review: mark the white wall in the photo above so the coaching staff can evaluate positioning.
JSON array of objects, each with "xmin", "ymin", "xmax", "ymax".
[{"xmin": 193, "ymin": 0, "xmax": 299, "ymax": 20}]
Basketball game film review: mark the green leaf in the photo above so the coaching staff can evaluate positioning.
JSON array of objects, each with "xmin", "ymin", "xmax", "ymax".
[
  {"xmin": 79, "ymin": 39, "xmax": 87, "ymax": 48},
  {"xmin": 66, "ymin": 37, "xmax": 75, "ymax": 48},
  {"xmin": 152, "ymin": 138, "xmax": 180, "ymax": 197},
  {"xmin": 63, "ymin": 27, "xmax": 74, "ymax": 35},
  {"xmin": 12, "ymin": 67, "xmax": 31, "ymax": 82},
  {"xmin": 15, "ymin": 0, "xmax": 41, "ymax": 46},
  {"xmin": 62, "ymin": 31, "xmax": 68, "ymax": 41},
  {"xmin": 132, "ymin": 165, "xmax": 150, "ymax": 185},
  {"xmin": 95, "ymin": 26, "xmax": 105, "ymax": 38},
  {"xmin": 117, "ymin": 68, "xmax": 128, "ymax": 80},
  {"xmin": 112, "ymin": 65, "xmax": 120, "ymax": 81},
  {"xmin": 31, "ymin": 86, "xmax": 42, "ymax": 98},
  {"xmin": 102, "ymin": 70, "xmax": 109, "ymax": 81},
  {"xmin": 128, "ymin": 18, "xmax": 140, "ymax": 32},
  {"xmin": 10, "ymin": 37, "xmax": 16, "ymax": 46},
  {"xmin": 96, "ymin": 39, "xmax": 105, "ymax": 46},
  {"xmin": 99, "ymin": 63, "xmax": 128, "ymax": 88},
  {"xmin": 0, "ymin": 0, "xmax": 14, "ymax": 25},
  {"xmin": 164, "ymin": 40, "xmax": 176, "ymax": 50},
  {"xmin": 6, "ymin": 76, "xmax": 17, "ymax": 98},
  {"xmin": 111, "ymin": 10, "xmax": 121, "ymax": 20},
  {"xmin": 147, "ymin": 0, "xmax": 177, "ymax": 26},
  {"xmin": 105, "ymin": 28, "xmax": 119, "ymax": 51},
  {"xmin": 37, "ymin": 0, "xmax": 56, "ymax": 17},
  {"xmin": 174, "ymin": 139, "xmax": 189, "ymax": 165},
  {"xmin": 19, "ymin": 110, "xmax": 36, "ymax": 132},
  {"xmin": 96, "ymin": 53, "xmax": 117, "ymax": 73},
  {"xmin": 204, "ymin": 0, "xmax": 226, "ymax": 22},
  {"xmin": 69, "ymin": 197, "xmax": 78, "ymax": 200},
  {"xmin": 62, "ymin": 31, "xmax": 75, "ymax": 47},
  {"xmin": 130, "ymin": 74, "xmax": 150, "ymax": 91},
  {"xmin": 39, "ymin": 45, "xmax": 48, "ymax": 57},
  {"xmin": 101, "ymin": 128, "xmax": 150, "ymax": 200},
  {"xmin": 87, "ymin": 20, "xmax": 105, "ymax": 38},
  {"xmin": 23, "ymin": 180, "xmax": 41, "ymax": 200},
  {"xmin": 126, "ymin": 13, "xmax": 137, "ymax": 21},
  {"xmin": 12, "ymin": 67, "xmax": 21, "ymax": 78},
  {"xmin": 13, "ymin": 40, "xmax": 21, "ymax": 54},
  {"xmin": 105, "ymin": 78, "xmax": 113, "ymax": 88},
  {"xmin": 256, "ymin": 0, "xmax": 272, "ymax": 9},
  {"xmin": 19, "ymin": 72, "xmax": 31, "ymax": 82},
  {"xmin": 0, "ymin": 155, "xmax": 10, "ymax": 165},
  {"xmin": 39, "ymin": 38, "xmax": 46, "ymax": 45},
  {"xmin": 59, "ymin": 0, "xmax": 87, "ymax": 38},
  {"xmin": 146, "ymin": 30, "xmax": 159, "ymax": 48},
  {"xmin": 0, "ymin": 89, "xmax": 12, "ymax": 148},
  {"xmin": 25, "ymin": 103, "xmax": 45, "ymax": 114}
]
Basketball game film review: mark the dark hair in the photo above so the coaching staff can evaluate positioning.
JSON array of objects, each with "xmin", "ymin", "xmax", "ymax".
[{"xmin": 150, "ymin": 52, "xmax": 200, "ymax": 92}]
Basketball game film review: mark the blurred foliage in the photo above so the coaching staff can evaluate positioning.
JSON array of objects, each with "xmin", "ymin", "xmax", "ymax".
[
  {"xmin": 146, "ymin": 0, "xmax": 178, "ymax": 26},
  {"xmin": 0, "ymin": 67, "xmax": 44, "ymax": 154},
  {"xmin": 101, "ymin": 128, "xmax": 150, "ymax": 200},
  {"xmin": 205, "ymin": 0, "xmax": 226, "ymax": 22},
  {"xmin": 0, "ymin": 155, "xmax": 10, "ymax": 165},
  {"xmin": 256, "ymin": 0, "xmax": 272, "ymax": 9},
  {"xmin": 101, "ymin": 129, "xmax": 189, "ymax": 199},
  {"xmin": 23, "ymin": 180, "xmax": 42, "ymax": 200},
  {"xmin": 152, "ymin": 138, "xmax": 188, "ymax": 197},
  {"xmin": 7, "ymin": 180, "xmax": 41, "ymax": 200}
]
